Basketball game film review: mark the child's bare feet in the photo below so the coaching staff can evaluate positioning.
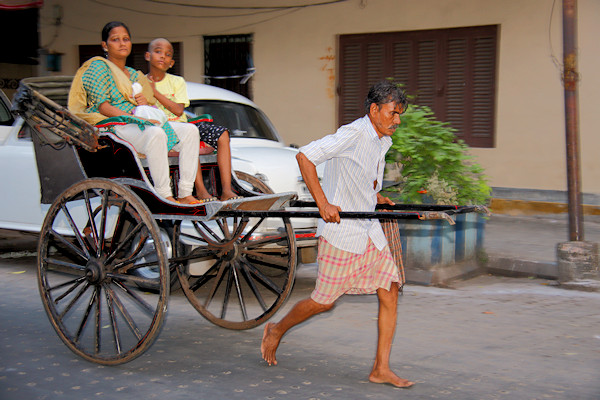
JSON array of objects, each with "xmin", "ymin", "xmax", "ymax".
[
  {"xmin": 220, "ymin": 189, "xmax": 240, "ymax": 201},
  {"xmin": 194, "ymin": 186, "xmax": 213, "ymax": 200}
]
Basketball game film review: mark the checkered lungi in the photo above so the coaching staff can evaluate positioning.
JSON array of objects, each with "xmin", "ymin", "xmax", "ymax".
[
  {"xmin": 381, "ymin": 218, "xmax": 405, "ymax": 285},
  {"xmin": 310, "ymin": 237, "xmax": 401, "ymax": 305}
]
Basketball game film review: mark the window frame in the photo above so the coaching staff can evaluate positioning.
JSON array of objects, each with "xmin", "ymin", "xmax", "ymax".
[{"xmin": 203, "ymin": 34, "xmax": 254, "ymax": 100}]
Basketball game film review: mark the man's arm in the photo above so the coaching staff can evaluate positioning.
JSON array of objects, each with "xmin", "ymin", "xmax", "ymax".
[{"xmin": 296, "ymin": 152, "xmax": 341, "ymax": 223}]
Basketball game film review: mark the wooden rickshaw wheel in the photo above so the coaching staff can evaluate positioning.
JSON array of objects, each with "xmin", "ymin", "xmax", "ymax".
[
  {"xmin": 37, "ymin": 178, "xmax": 169, "ymax": 365},
  {"xmin": 173, "ymin": 171, "xmax": 297, "ymax": 330}
]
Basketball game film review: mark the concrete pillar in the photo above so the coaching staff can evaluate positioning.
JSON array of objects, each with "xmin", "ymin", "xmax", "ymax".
[{"xmin": 557, "ymin": 241, "xmax": 599, "ymax": 282}]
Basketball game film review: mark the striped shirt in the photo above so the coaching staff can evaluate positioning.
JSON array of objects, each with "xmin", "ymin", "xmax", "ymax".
[{"xmin": 299, "ymin": 115, "xmax": 392, "ymax": 254}]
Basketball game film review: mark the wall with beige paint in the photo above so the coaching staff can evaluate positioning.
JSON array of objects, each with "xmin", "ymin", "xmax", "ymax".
[{"xmin": 38, "ymin": 0, "xmax": 600, "ymax": 196}]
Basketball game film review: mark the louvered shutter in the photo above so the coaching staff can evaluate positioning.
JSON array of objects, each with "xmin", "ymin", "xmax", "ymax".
[
  {"xmin": 391, "ymin": 40, "xmax": 412, "ymax": 93},
  {"xmin": 338, "ymin": 25, "xmax": 497, "ymax": 148},
  {"xmin": 446, "ymin": 38, "xmax": 468, "ymax": 135},
  {"xmin": 470, "ymin": 34, "xmax": 496, "ymax": 147},
  {"xmin": 415, "ymin": 39, "xmax": 438, "ymax": 110},
  {"xmin": 339, "ymin": 40, "xmax": 363, "ymax": 125}
]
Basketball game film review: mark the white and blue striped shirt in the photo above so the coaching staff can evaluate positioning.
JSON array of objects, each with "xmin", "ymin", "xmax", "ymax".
[{"xmin": 299, "ymin": 115, "xmax": 392, "ymax": 254}]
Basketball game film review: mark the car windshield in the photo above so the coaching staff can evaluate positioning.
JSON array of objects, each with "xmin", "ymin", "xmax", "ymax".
[{"xmin": 187, "ymin": 100, "xmax": 280, "ymax": 142}]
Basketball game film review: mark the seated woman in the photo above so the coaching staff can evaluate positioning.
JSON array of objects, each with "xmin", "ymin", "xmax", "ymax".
[{"xmin": 68, "ymin": 21, "xmax": 201, "ymax": 204}]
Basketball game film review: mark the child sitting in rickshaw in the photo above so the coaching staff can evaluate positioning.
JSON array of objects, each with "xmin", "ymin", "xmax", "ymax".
[{"xmin": 145, "ymin": 37, "xmax": 240, "ymax": 202}]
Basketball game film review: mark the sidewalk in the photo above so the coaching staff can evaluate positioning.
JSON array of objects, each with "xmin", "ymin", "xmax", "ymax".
[{"xmin": 483, "ymin": 212, "xmax": 600, "ymax": 287}]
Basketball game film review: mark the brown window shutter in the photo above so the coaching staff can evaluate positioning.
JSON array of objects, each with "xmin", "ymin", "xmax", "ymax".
[
  {"xmin": 415, "ymin": 39, "xmax": 438, "ymax": 110},
  {"xmin": 366, "ymin": 42, "xmax": 385, "ymax": 87},
  {"xmin": 391, "ymin": 40, "xmax": 412, "ymax": 93},
  {"xmin": 339, "ymin": 41, "xmax": 363, "ymax": 126},
  {"xmin": 446, "ymin": 38, "xmax": 468, "ymax": 136},
  {"xmin": 338, "ymin": 25, "xmax": 498, "ymax": 148},
  {"xmin": 470, "ymin": 34, "xmax": 497, "ymax": 147}
]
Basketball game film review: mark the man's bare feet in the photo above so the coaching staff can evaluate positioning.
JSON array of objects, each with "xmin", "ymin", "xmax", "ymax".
[
  {"xmin": 166, "ymin": 196, "xmax": 178, "ymax": 203},
  {"xmin": 368, "ymin": 369, "xmax": 414, "ymax": 388},
  {"xmin": 178, "ymin": 195, "xmax": 201, "ymax": 205},
  {"xmin": 261, "ymin": 322, "xmax": 281, "ymax": 366}
]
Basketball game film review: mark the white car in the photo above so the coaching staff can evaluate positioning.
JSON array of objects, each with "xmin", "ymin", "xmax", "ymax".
[
  {"xmin": 186, "ymin": 82, "xmax": 316, "ymax": 200},
  {"xmin": 0, "ymin": 81, "xmax": 319, "ymax": 262}
]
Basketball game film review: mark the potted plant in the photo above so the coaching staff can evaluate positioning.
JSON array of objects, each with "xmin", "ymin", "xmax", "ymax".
[
  {"xmin": 383, "ymin": 103, "xmax": 491, "ymax": 285},
  {"xmin": 385, "ymin": 104, "xmax": 491, "ymax": 205}
]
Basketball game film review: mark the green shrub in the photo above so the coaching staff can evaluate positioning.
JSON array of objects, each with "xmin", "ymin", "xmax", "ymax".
[{"xmin": 386, "ymin": 104, "xmax": 491, "ymax": 205}]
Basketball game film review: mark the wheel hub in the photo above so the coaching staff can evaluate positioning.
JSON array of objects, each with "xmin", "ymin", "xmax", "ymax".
[
  {"xmin": 85, "ymin": 258, "xmax": 106, "ymax": 284},
  {"xmin": 223, "ymin": 242, "xmax": 240, "ymax": 261}
]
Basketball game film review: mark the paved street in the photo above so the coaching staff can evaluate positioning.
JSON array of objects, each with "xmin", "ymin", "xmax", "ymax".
[{"xmin": 1, "ymin": 254, "xmax": 599, "ymax": 400}]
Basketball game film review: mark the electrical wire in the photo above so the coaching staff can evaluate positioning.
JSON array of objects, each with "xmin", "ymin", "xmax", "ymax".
[
  {"xmin": 143, "ymin": 0, "xmax": 349, "ymax": 10},
  {"xmin": 89, "ymin": 0, "xmax": 281, "ymax": 18},
  {"xmin": 205, "ymin": 7, "xmax": 302, "ymax": 35},
  {"xmin": 548, "ymin": 0, "xmax": 562, "ymax": 72},
  {"xmin": 50, "ymin": 0, "xmax": 347, "ymax": 39}
]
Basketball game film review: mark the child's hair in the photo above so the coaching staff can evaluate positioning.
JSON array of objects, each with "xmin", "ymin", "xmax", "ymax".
[{"xmin": 147, "ymin": 38, "xmax": 173, "ymax": 53}]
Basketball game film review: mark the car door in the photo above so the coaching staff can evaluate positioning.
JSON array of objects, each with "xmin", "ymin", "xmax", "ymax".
[
  {"xmin": 0, "ymin": 90, "xmax": 15, "ymax": 144},
  {"xmin": 0, "ymin": 90, "xmax": 49, "ymax": 232}
]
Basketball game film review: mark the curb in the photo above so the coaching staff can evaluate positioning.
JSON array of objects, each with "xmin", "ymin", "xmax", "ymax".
[
  {"xmin": 485, "ymin": 254, "xmax": 558, "ymax": 280},
  {"xmin": 489, "ymin": 198, "xmax": 600, "ymax": 216},
  {"xmin": 558, "ymin": 279, "xmax": 600, "ymax": 292},
  {"xmin": 485, "ymin": 253, "xmax": 600, "ymax": 292}
]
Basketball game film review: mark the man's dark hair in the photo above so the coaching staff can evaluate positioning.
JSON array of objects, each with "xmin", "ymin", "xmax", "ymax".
[
  {"xmin": 101, "ymin": 21, "xmax": 131, "ymax": 43},
  {"xmin": 364, "ymin": 80, "xmax": 407, "ymax": 114}
]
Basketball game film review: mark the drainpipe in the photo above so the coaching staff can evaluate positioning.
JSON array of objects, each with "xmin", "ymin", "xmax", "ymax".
[{"xmin": 562, "ymin": 0, "xmax": 583, "ymax": 241}]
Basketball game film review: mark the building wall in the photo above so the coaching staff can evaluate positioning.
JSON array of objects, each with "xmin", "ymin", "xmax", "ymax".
[{"xmin": 38, "ymin": 0, "xmax": 600, "ymax": 195}]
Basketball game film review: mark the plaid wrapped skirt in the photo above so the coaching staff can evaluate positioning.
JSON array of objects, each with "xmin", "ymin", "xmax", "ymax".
[{"xmin": 310, "ymin": 237, "xmax": 401, "ymax": 305}]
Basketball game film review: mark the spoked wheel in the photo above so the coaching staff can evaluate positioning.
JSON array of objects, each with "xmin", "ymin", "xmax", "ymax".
[
  {"xmin": 174, "ymin": 213, "xmax": 297, "ymax": 330},
  {"xmin": 37, "ymin": 178, "xmax": 169, "ymax": 365}
]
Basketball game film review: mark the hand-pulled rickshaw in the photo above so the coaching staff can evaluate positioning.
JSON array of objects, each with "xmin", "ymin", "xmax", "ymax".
[{"xmin": 12, "ymin": 77, "xmax": 488, "ymax": 365}]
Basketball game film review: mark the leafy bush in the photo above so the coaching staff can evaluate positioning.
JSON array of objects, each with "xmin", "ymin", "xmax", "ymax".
[{"xmin": 386, "ymin": 104, "xmax": 491, "ymax": 205}]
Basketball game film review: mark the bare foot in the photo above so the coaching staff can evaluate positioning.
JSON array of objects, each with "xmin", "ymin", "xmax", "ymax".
[
  {"xmin": 261, "ymin": 322, "xmax": 281, "ymax": 366},
  {"xmin": 194, "ymin": 187, "xmax": 213, "ymax": 200},
  {"xmin": 178, "ymin": 195, "xmax": 201, "ymax": 204},
  {"xmin": 220, "ymin": 190, "xmax": 240, "ymax": 201},
  {"xmin": 369, "ymin": 369, "xmax": 414, "ymax": 388},
  {"xmin": 166, "ymin": 196, "xmax": 178, "ymax": 203}
]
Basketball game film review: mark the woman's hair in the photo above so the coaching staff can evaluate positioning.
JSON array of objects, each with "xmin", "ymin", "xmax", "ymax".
[
  {"xmin": 364, "ymin": 80, "xmax": 408, "ymax": 114},
  {"xmin": 101, "ymin": 21, "xmax": 131, "ymax": 42}
]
